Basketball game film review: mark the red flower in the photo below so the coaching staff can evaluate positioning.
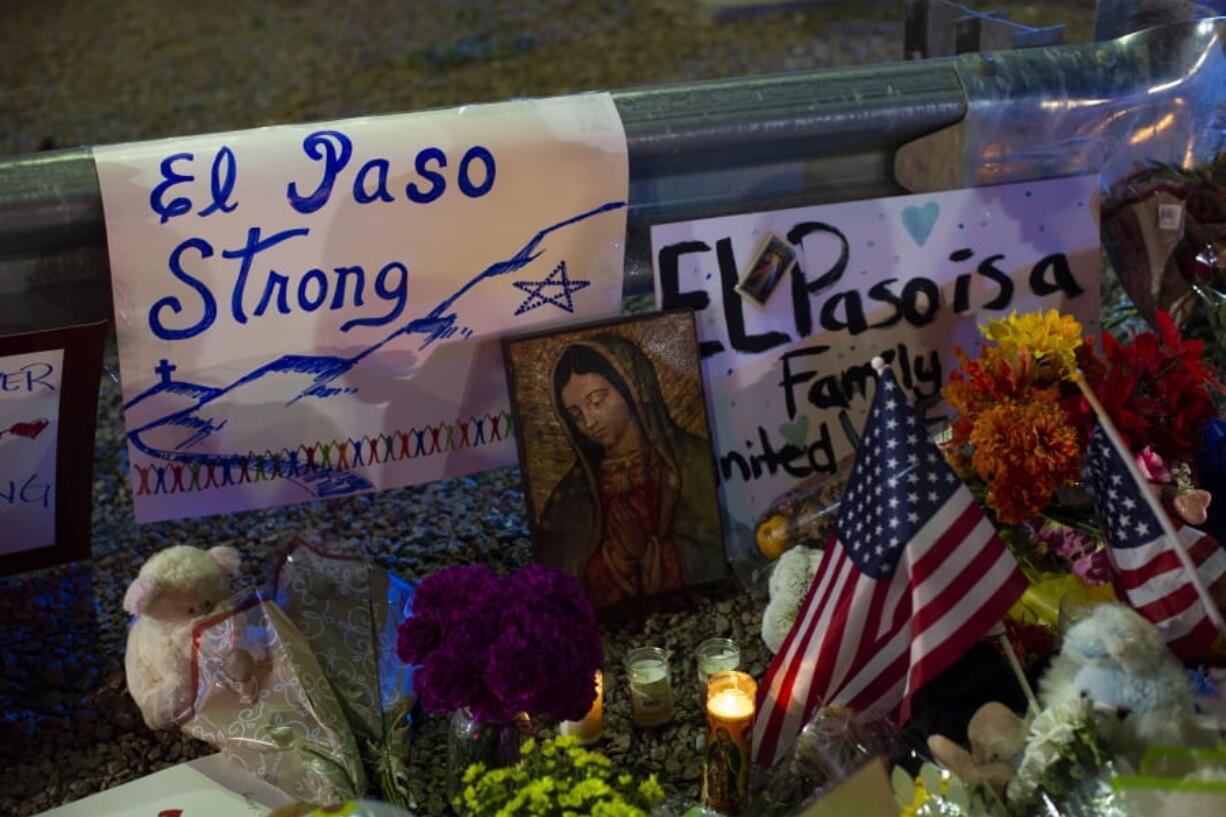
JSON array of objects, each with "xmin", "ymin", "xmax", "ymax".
[{"xmin": 1083, "ymin": 310, "xmax": 1224, "ymax": 462}]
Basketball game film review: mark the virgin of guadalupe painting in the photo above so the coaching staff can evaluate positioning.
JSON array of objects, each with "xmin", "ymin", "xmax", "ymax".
[{"xmin": 503, "ymin": 310, "xmax": 726, "ymax": 610}]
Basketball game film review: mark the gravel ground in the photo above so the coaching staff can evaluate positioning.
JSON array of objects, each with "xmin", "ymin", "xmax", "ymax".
[
  {"xmin": 0, "ymin": 1, "xmax": 1092, "ymax": 814},
  {"xmin": 0, "ymin": 344, "xmax": 788, "ymax": 816}
]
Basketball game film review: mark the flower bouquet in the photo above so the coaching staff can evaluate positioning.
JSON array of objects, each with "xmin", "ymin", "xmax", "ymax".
[
  {"xmin": 396, "ymin": 564, "xmax": 605, "ymax": 799},
  {"xmin": 1102, "ymin": 152, "xmax": 1226, "ymax": 327},
  {"xmin": 943, "ymin": 309, "xmax": 1226, "ymax": 659},
  {"xmin": 455, "ymin": 736, "xmax": 664, "ymax": 817},
  {"xmin": 179, "ymin": 593, "xmax": 367, "ymax": 804},
  {"xmin": 273, "ymin": 539, "xmax": 416, "ymax": 807}
]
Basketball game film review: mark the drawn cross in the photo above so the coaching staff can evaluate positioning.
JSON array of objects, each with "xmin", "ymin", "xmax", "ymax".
[
  {"xmin": 154, "ymin": 358, "xmax": 177, "ymax": 384},
  {"xmin": 512, "ymin": 260, "xmax": 590, "ymax": 316}
]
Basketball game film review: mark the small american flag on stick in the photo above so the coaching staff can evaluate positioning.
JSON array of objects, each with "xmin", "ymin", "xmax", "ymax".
[
  {"xmin": 1083, "ymin": 422, "xmax": 1226, "ymax": 659},
  {"xmin": 752, "ymin": 364, "xmax": 1026, "ymax": 767}
]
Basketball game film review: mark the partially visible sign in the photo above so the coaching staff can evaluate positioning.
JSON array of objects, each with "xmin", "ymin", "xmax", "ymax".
[
  {"xmin": 95, "ymin": 94, "xmax": 629, "ymax": 522},
  {"xmin": 651, "ymin": 176, "xmax": 1100, "ymax": 563},
  {"xmin": 32, "ymin": 753, "xmax": 291, "ymax": 816},
  {"xmin": 0, "ymin": 321, "xmax": 106, "ymax": 575},
  {"xmin": 796, "ymin": 758, "xmax": 899, "ymax": 817},
  {"xmin": 0, "ymin": 348, "xmax": 63, "ymax": 552}
]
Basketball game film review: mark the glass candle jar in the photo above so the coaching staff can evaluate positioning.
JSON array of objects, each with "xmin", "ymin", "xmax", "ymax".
[
  {"xmin": 703, "ymin": 670, "xmax": 757, "ymax": 814},
  {"xmin": 623, "ymin": 647, "xmax": 674, "ymax": 728},
  {"xmin": 695, "ymin": 637, "xmax": 740, "ymax": 694},
  {"xmin": 559, "ymin": 670, "xmax": 603, "ymax": 745}
]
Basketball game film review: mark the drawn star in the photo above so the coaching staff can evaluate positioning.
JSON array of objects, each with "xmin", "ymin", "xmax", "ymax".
[{"xmin": 512, "ymin": 261, "xmax": 591, "ymax": 316}]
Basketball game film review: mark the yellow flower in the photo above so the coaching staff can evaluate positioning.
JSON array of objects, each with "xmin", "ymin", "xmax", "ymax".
[
  {"xmin": 899, "ymin": 778, "xmax": 931, "ymax": 817},
  {"xmin": 983, "ymin": 309, "xmax": 1083, "ymax": 379},
  {"xmin": 637, "ymin": 776, "xmax": 664, "ymax": 804}
]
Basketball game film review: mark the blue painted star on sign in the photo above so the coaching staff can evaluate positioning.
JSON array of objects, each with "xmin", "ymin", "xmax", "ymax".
[{"xmin": 512, "ymin": 261, "xmax": 591, "ymax": 316}]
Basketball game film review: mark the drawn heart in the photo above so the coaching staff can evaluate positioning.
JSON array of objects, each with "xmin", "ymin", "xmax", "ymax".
[
  {"xmin": 1174, "ymin": 489, "xmax": 1212, "ymax": 526},
  {"xmin": 158, "ymin": 811, "xmax": 183, "ymax": 817},
  {"xmin": 779, "ymin": 414, "xmax": 810, "ymax": 448},
  {"xmin": 901, "ymin": 202, "xmax": 940, "ymax": 247},
  {"xmin": 9, "ymin": 419, "xmax": 49, "ymax": 439}
]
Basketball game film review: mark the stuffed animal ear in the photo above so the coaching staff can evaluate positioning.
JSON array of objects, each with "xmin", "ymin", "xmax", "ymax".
[
  {"xmin": 123, "ymin": 576, "xmax": 158, "ymax": 615},
  {"xmin": 928, "ymin": 735, "xmax": 976, "ymax": 778},
  {"xmin": 208, "ymin": 545, "xmax": 241, "ymax": 576},
  {"xmin": 1101, "ymin": 605, "xmax": 1162, "ymax": 671}
]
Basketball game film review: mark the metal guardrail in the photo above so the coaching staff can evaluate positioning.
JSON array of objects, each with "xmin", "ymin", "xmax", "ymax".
[
  {"xmin": 2, "ymin": 16, "xmax": 1225, "ymax": 337},
  {"xmin": 0, "ymin": 61, "xmax": 968, "ymax": 335}
]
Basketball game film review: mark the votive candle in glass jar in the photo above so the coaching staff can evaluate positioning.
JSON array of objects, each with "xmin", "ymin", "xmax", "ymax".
[
  {"xmin": 623, "ymin": 647, "xmax": 674, "ymax": 728},
  {"xmin": 695, "ymin": 637, "xmax": 740, "ymax": 694},
  {"xmin": 559, "ymin": 670, "xmax": 603, "ymax": 745},
  {"xmin": 703, "ymin": 670, "xmax": 757, "ymax": 814}
]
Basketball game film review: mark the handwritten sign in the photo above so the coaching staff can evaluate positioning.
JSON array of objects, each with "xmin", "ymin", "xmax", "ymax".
[
  {"xmin": 0, "ymin": 349, "xmax": 62, "ymax": 553},
  {"xmin": 651, "ymin": 176, "xmax": 1100, "ymax": 565},
  {"xmin": 95, "ymin": 94, "xmax": 629, "ymax": 522},
  {"xmin": 0, "ymin": 322, "xmax": 106, "ymax": 576}
]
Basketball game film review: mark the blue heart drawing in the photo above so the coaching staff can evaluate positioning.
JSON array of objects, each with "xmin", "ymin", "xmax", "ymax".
[
  {"xmin": 779, "ymin": 414, "xmax": 810, "ymax": 448},
  {"xmin": 901, "ymin": 202, "xmax": 940, "ymax": 246}
]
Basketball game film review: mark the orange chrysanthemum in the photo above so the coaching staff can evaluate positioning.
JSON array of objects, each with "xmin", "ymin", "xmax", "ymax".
[
  {"xmin": 944, "ymin": 345, "xmax": 1042, "ymax": 451},
  {"xmin": 967, "ymin": 398, "xmax": 1082, "ymax": 524}
]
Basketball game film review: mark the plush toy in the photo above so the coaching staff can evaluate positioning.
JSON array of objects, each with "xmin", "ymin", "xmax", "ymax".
[
  {"xmin": 1039, "ymin": 603, "xmax": 1198, "ymax": 749},
  {"xmin": 123, "ymin": 544, "xmax": 241, "ymax": 730},
  {"xmin": 928, "ymin": 702, "xmax": 1028, "ymax": 794},
  {"xmin": 761, "ymin": 546, "xmax": 823, "ymax": 653}
]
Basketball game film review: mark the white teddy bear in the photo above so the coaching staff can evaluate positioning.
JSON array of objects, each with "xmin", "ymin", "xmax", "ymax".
[
  {"xmin": 123, "ymin": 544, "xmax": 241, "ymax": 730},
  {"xmin": 1039, "ymin": 603, "xmax": 1199, "ymax": 749},
  {"xmin": 761, "ymin": 546, "xmax": 824, "ymax": 653}
]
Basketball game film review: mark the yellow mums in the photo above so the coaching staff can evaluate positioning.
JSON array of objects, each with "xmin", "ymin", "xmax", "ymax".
[
  {"xmin": 983, "ymin": 309, "xmax": 1084, "ymax": 379},
  {"xmin": 457, "ymin": 736, "xmax": 664, "ymax": 817}
]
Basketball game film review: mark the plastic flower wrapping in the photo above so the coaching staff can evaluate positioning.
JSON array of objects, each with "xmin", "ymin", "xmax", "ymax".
[
  {"xmin": 1102, "ymin": 151, "xmax": 1226, "ymax": 327},
  {"xmin": 775, "ymin": 705, "xmax": 906, "ymax": 805},
  {"xmin": 167, "ymin": 542, "xmax": 420, "ymax": 806},
  {"xmin": 178, "ymin": 593, "xmax": 367, "ymax": 804},
  {"xmin": 455, "ymin": 736, "xmax": 663, "ymax": 817},
  {"xmin": 395, "ymin": 564, "xmax": 604, "ymax": 725},
  {"xmin": 269, "ymin": 800, "xmax": 417, "ymax": 817},
  {"xmin": 274, "ymin": 539, "xmax": 417, "ymax": 807}
]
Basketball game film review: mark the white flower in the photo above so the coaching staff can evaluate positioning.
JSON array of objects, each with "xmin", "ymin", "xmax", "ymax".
[{"xmin": 1005, "ymin": 700, "xmax": 1092, "ymax": 810}]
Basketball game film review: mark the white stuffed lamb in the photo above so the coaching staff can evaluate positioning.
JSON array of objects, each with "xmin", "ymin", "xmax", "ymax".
[
  {"xmin": 1039, "ymin": 603, "xmax": 1198, "ymax": 748},
  {"xmin": 123, "ymin": 544, "xmax": 241, "ymax": 730}
]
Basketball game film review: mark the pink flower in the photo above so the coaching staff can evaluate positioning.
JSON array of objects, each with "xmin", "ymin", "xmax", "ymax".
[
  {"xmin": 1035, "ymin": 522, "xmax": 1096, "ymax": 562},
  {"xmin": 1072, "ymin": 550, "xmax": 1111, "ymax": 585},
  {"xmin": 1135, "ymin": 446, "xmax": 1171, "ymax": 484}
]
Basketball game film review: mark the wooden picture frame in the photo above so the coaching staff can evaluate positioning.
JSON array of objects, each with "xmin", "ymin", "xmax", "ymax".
[
  {"xmin": 503, "ymin": 309, "xmax": 727, "ymax": 612},
  {"xmin": 0, "ymin": 321, "xmax": 108, "ymax": 576}
]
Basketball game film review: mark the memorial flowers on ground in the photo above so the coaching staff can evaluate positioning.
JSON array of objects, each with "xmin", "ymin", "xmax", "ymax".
[
  {"xmin": 396, "ymin": 564, "xmax": 605, "ymax": 725},
  {"xmin": 455, "ymin": 736, "xmax": 664, "ymax": 817},
  {"xmin": 944, "ymin": 310, "xmax": 1089, "ymax": 526},
  {"xmin": 943, "ymin": 308, "xmax": 1224, "ymax": 578}
]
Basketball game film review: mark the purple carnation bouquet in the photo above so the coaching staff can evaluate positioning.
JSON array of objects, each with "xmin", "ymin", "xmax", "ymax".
[{"xmin": 396, "ymin": 564, "xmax": 604, "ymax": 724}]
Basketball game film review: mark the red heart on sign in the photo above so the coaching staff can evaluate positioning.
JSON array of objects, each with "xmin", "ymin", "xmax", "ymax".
[
  {"xmin": 158, "ymin": 810, "xmax": 183, "ymax": 817},
  {"xmin": 9, "ymin": 419, "xmax": 48, "ymax": 439}
]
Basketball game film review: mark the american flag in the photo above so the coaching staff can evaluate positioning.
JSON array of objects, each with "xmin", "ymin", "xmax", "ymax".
[
  {"xmin": 1083, "ymin": 423, "xmax": 1226, "ymax": 659},
  {"xmin": 752, "ymin": 368, "xmax": 1027, "ymax": 767}
]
